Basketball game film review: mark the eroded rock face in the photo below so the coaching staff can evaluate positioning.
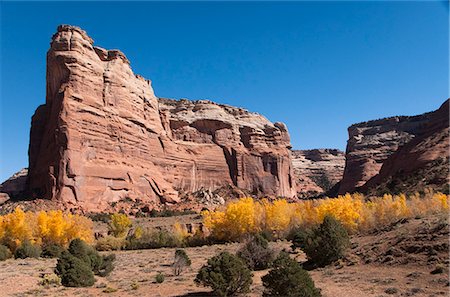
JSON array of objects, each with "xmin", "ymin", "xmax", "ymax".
[
  {"xmin": 0, "ymin": 168, "xmax": 28, "ymax": 200},
  {"xmin": 158, "ymin": 98, "xmax": 295, "ymax": 197},
  {"xmin": 339, "ymin": 100, "xmax": 449, "ymax": 194},
  {"xmin": 291, "ymin": 149, "xmax": 345, "ymax": 197},
  {"xmin": 362, "ymin": 100, "xmax": 449, "ymax": 194},
  {"xmin": 27, "ymin": 25, "xmax": 296, "ymax": 212}
]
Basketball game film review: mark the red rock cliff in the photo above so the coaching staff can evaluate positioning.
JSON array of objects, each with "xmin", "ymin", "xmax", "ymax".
[
  {"xmin": 361, "ymin": 99, "xmax": 449, "ymax": 194},
  {"xmin": 339, "ymin": 99, "xmax": 449, "ymax": 194},
  {"xmin": 27, "ymin": 25, "xmax": 296, "ymax": 211}
]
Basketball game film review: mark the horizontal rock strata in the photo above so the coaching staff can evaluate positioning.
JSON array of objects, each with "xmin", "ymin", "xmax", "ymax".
[
  {"xmin": 362, "ymin": 100, "xmax": 449, "ymax": 194},
  {"xmin": 27, "ymin": 25, "xmax": 296, "ymax": 212},
  {"xmin": 291, "ymin": 149, "xmax": 345, "ymax": 196},
  {"xmin": 339, "ymin": 99, "xmax": 449, "ymax": 194}
]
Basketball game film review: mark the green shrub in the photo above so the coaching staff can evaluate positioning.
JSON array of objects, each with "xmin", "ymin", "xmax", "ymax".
[
  {"xmin": 126, "ymin": 229, "xmax": 182, "ymax": 250},
  {"xmin": 259, "ymin": 229, "xmax": 276, "ymax": 242},
  {"xmin": 149, "ymin": 229, "xmax": 181, "ymax": 248},
  {"xmin": 68, "ymin": 238, "xmax": 92, "ymax": 262},
  {"xmin": 0, "ymin": 244, "xmax": 12, "ymax": 261},
  {"xmin": 262, "ymin": 252, "xmax": 321, "ymax": 297},
  {"xmin": 55, "ymin": 251, "xmax": 95, "ymax": 287},
  {"xmin": 237, "ymin": 234, "xmax": 275, "ymax": 270},
  {"xmin": 68, "ymin": 238, "xmax": 115, "ymax": 277},
  {"xmin": 155, "ymin": 272, "xmax": 165, "ymax": 283},
  {"xmin": 42, "ymin": 244, "xmax": 64, "ymax": 258},
  {"xmin": 95, "ymin": 254, "xmax": 116, "ymax": 277},
  {"xmin": 195, "ymin": 251, "xmax": 253, "ymax": 297},
  {"xmin": 291, "ymin": 215, "xmax": 350, "ymax": 267},
  {"xmin": 56, "ymin": 239, "xmax": 115, "ymax": 287},
  {"xmin": 173, "ymin": 249, "xmax": 192, "ymax": 276},
  {"xmin": 14, "ymin": 241, "xmax": 41, "ymax": 259}
]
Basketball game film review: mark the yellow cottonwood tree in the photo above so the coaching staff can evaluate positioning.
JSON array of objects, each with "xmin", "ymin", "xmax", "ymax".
[
  {"xmin": 0, "ymin": 207, "xmax": 94, "ymax": 251},
  {"xmin": 263, "ymin": 199, "xmax": 294, "ymax": 235},
  {"xmin": 202, "ymin": 192, "xmax": 449, "ymax": 241},
  {"xmin": 108, "ymin": 213, "xmax": 132, "ymax": 237}
]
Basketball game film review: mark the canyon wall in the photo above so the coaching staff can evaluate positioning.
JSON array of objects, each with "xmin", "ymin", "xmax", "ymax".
[
  {"xmin": 361, "ymin": 100, "xmax": 449, "ymax": 194},
  {"xmin": 339, "ymin": 99, "xmax": 449, "ymax": 194},
  {"xmin": 291, "ymin": 149, "xmax": 345, "ymax": 196},
  {"xmin": 13, "ymin": 24, "xmax": 448, "ymax": 211},
  {"xmin": 27, "ymin": 25, "xmax": 296, "ymax": 212}
]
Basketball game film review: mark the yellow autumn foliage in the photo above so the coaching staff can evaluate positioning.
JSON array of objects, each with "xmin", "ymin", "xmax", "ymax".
[
  {"xmin": 263, "ymin": 199, "xmax": 295, "ymax": 236},
  {"xmin": 173, "ymin": 222, "xmax": 190, "ymax": 242},
  {"xmin": 203, "ymin": 192, "xmax": 449, "ymax": 241},
  {"xmin": 203, "ymin": 197, "xmax": 264, "ymax": 240},
  {"xmin": 108, "ymin": 213, "xmax": 132, "ymax": 237},
  {"xmin": 133, "ymin": 226, "xmax": 144, "ymax": 240},
  {"xmin": 0, "ymin": 208, "xmax": 94, "ymax": 251}
]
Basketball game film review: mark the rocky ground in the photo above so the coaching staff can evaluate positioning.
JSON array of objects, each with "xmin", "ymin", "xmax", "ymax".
[{"xmin": 0, "ymin": 214, "xmax": 448, "ymax": 297}]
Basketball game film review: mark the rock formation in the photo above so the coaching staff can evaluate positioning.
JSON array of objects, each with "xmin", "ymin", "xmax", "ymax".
[
  {"xmin": 27, "ymin": 25, "xmax": 296, "ymax": 212},
  {"xmin": 0, "ymin": 168, "xmax": 28, "ymax": 200},
  {"xmin": 362, "ymin": 100, "xmax": 449, "ymax": 194},
  {"xmin": 291, "ymin": 149, "xmax": 345, "ymax": 197},
  {"xmin": 339, "ymin": 99, "xmax": 449, "ymax": 194}
]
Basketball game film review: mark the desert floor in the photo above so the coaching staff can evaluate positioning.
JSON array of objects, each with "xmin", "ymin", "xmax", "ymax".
[{"xmin": 0, "ymin": 216, "xmax": 448, "ymax": 297}]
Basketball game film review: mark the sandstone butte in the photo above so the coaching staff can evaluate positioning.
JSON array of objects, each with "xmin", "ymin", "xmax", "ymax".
[{"xmin": 26, "ymin": 25, "xmax": 296, "ymax": 212}]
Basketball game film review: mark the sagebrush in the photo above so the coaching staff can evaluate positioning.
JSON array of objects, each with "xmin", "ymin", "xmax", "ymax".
[
  {"xmin": 173, "ymin": 249, "xmax": 192, "ymax": 276},
  {"xmin": 14, "ymin": 240, "xmax": 42, "ymax": 259},
  {"xmin": 0, "ymin": 244, "xmax": 11, "ymax": 261}
]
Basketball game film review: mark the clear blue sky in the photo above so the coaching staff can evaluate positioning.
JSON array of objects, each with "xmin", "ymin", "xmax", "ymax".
[{"xmin": 0, "ymin": 1, "xmax": 448, "ymax": 182}]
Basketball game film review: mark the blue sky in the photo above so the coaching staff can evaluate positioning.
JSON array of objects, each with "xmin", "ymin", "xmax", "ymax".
[{"xmin": 0, "ymin": 1, "xmax": 448, "ymax": 182}]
